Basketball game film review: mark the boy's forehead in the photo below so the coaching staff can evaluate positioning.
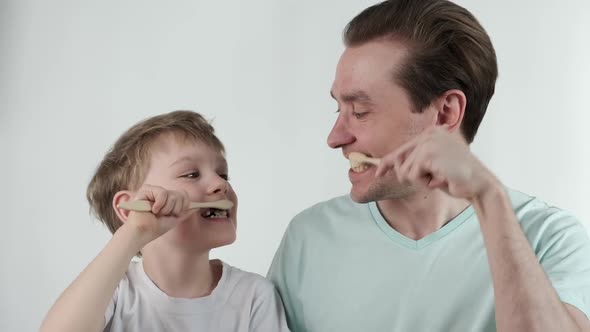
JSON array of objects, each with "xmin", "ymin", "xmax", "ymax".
[{"xmin": 150, "ymin": 132, "xmax": 226, "ymax": 165}]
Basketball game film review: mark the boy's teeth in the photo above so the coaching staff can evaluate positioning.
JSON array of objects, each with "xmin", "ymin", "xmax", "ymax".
[{"xmin": 201, "ymin": 209, "xmax": 229, "ymax": 218}]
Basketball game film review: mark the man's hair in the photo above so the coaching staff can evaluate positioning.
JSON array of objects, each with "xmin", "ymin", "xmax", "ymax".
[
  {"xmin": 87, "ymin": 110, "xmax": 225, "ymax": 234},
  {"xmin": 344, "ymin": 0, "xmax": 497, "ymax": 142}
]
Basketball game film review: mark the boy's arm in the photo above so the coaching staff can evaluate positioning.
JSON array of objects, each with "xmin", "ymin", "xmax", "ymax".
[
  {"xmin": 39, "ymin": 221, "xmax": 150, "ymax": 332},
  {"xmin": 40, "ymin": 185, "xmax": 193, "ymax": 332}
]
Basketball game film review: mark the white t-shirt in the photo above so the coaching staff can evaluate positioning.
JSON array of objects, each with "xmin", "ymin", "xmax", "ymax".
[{"xmin": 104, "ymin": 259, "xmax": 290, "ymax": 332}]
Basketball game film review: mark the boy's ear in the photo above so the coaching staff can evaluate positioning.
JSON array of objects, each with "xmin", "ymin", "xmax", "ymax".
[
  {"xmin": 435, "ymin": 89, "xmax": 466, "ymax": 132},
  {"xmin": 112, "ymin": 190, "xmax": 134, "ymax": 223}
]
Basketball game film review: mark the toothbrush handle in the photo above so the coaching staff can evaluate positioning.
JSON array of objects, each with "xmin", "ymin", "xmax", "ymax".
[
  {"xmin": 117, "ymin": 200, "xmax": 204, "ymax": 212},
  {"xmin": 117, "ymin": 200, "xmax": 233, "ymax": 212},
  {"xmin": 117, "ymin": 200, "xmax": 152, "ymax": 212},
  {"xmin": 365, "ymin": 157, "xmax": 381, "ymax": 166}
]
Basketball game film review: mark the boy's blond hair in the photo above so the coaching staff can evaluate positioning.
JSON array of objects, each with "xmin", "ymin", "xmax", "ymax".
[{"xmin": 87, "ymin": 110, "xmax": 225, "ymax": 234}]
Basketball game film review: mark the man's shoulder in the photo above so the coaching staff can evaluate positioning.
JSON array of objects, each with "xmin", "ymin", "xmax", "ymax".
[
  {"xmin": 294, "ymin": 194, "xmax": 357, "ymax": 218},
  {"xmin": 505, "ymin": 188, "xmax": 587, "ymax": 243},
  {"xmin": 505, "ymin": 188, "xmax": 577, "ymax": 222},
  {"xmin": 288, "ymin": 194, "xmax": 360, "ymax": 227}
]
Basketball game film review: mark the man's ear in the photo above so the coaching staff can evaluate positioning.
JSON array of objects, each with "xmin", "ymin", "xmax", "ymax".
[
  {"xmin": 435, "ymin": 89, "xmax": 466, "ymax": 132},
  {"xmin": 112, "ymin": 190, "xmax": 134, "ymax": 224}
]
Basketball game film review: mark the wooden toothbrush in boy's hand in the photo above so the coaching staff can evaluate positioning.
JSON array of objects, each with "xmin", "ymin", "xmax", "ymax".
[{"xmin": 118, "ymin": 199, "xmax": 234, "ymax": 212}]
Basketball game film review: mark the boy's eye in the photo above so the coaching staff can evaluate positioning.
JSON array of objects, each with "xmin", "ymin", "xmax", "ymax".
[
  {"xmin": 182, "ymin": 171, "xmax": 200, "ymax": 179},
  {"xmin": 219, "ymin": 174, "xmax": 230, "ymax": 181}
]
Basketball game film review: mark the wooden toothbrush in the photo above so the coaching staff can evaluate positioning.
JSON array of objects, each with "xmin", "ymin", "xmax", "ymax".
[
  {"xmin": 117, "ymin": 199, "xmax": 234, "ymax": 212},
  {"xmin": 348, "ymin": 152, "xmax": 381, "ymax": 169}
]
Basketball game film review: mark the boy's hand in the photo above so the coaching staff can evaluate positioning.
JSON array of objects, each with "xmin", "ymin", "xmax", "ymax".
[{"xmin": 124, "ymin": 184, "xmax": 195, "ymax": 243}]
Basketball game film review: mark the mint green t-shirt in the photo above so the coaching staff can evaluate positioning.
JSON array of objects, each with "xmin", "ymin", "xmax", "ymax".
[{"xmin": 268, "ymin": 189, "xmax": 590, "ymax": 332}]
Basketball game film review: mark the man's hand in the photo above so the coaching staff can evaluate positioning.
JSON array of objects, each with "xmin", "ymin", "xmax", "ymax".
[{"xmin": 375, "ymin": 125, "xmax": 499, "ymax": 201}]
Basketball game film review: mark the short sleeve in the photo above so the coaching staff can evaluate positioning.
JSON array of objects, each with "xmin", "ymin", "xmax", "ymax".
[
  {"xmin": 102, "ymin": 284, "xmax": 119, "ymax": 330},
  {"xmin": 523, "ymin": 207, "xmax": 590, "ymax": 319},
  {"xmin": 267, "ymin": 220, "xmax": 305, "ymax": 332},
  {"xmin": 249, "ymin": 280, "xmax": 290, "ymax": 332}
]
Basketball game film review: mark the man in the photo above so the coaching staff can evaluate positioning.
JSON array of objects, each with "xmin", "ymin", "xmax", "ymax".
[{"xmin": 267, "ymin": 0, "xmax": 590, "ymax": 331}]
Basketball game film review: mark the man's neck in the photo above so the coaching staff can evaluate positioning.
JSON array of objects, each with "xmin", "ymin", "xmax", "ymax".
[
  {"xmin": 141, "ymin": 245, "xmax": 220, "ymax": 299},
  {"xmin": 376, "ymin": 188, "xmax": 470, "ymax": 240}
]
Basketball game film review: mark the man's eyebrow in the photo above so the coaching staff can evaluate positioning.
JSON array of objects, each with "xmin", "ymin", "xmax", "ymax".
[{"xmin": 330, "ymin": 90, "xmax": 374, "ymax": 105}]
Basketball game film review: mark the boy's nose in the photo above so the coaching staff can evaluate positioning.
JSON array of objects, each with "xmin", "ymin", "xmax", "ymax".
[
  {"xmin": 327, "ymin": 115, "xmax": 355, "ymax": 149},
  {"xmin": 208, "ymin": 175, "xmax": 229, "ymax": 195}
]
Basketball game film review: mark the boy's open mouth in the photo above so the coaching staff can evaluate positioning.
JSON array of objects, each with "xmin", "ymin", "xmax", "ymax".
[{"xmin": 200, "ymin": 208, "xmax": 229, "ymax": 219}]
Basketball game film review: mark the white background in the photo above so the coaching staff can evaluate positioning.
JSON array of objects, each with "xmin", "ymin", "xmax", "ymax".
[{"xmin": 1, "ymin": 1, "xmax": 589, "ymax": 330}]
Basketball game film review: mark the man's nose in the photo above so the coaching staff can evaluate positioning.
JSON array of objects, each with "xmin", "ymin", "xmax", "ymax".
[{"xmin": 327, "ymin": 114, "xmax": 355, "ymax": 149}]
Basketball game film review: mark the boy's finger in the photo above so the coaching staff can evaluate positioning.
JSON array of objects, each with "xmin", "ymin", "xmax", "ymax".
[
  {"xmin": 151, "ymin": 190, "xmax": 168, "ymax": 214},
  {"xmin": 161, "ymin": 195, "xmax": 177, "ymax": 216},
  {"xmin": 172, "ymin": 195, "xmax": 184, "ymax": 217}
]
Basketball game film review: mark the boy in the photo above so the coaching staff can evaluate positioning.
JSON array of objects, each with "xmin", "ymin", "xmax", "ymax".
[{"xmin": 40, "ymin": 110, "xmax": 289, "ymax": 332}]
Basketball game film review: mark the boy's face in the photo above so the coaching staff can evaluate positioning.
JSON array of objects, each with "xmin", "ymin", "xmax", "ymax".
[{"xmin": 141, "ymin": 133, "xmax": 237, "ymax": 252}]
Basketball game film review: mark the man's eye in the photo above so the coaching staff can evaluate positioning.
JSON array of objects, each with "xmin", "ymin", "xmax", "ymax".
[
  {"xmin": 182, "ymin": 171, "xmax": 200, "ymax": 179},
  {"xmin": 353, "ymin": 111, "xmax": 367, "ymax": 119}
]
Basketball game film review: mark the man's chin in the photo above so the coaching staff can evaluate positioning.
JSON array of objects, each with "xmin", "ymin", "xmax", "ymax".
[
  {"xmin": 350, "ymin": 181, "xmax": 415, "ymax": 203},
  {"xmin": 349, "ymin": 188, "xmax": 374, "ymax": 204}
]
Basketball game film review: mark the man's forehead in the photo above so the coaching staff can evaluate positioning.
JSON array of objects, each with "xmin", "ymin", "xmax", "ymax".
[{"xmin": 337, "ymin": 40, "xmax": 408, "ymax": 76}]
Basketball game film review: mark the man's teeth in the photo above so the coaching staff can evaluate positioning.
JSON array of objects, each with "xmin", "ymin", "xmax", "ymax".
[
  {"xmin": 352, "ymin": 164, "xmax": 370, "ymax": 172},
  {"xmin": 350, "ymin": 159, "xmax": 371, "ymax": 173}
]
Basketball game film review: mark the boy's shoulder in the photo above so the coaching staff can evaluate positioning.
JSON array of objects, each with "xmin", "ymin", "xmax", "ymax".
[
  {"xmin": 113, "ymin": 260, "xmax": 277, "ymax": 307},
  {"xmin": 215, "ymin": 260, "xmax": 279, "ymax": 310},
  {"xmin": 219, "ymin": 260, "xmax": 275, "ymax": 292}
]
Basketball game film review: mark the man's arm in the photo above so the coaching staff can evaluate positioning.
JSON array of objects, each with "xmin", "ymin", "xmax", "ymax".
[
  {"xmin": 473, "ymin": 183, "xmax": 590, "ymax": 331},
  {"xmin": 377, "ymin": 126, "xmax": 590, "ymax": 332}
]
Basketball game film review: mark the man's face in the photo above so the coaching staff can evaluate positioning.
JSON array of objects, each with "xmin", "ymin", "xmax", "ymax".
[{"xmin": 328, "ymin": 39, "xmax": 436, "ymax": 203}]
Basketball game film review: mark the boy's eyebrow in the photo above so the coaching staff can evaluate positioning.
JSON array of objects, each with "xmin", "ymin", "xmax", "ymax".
[
  {"xmin": 169, "ymin": 155, "xmax": 228, "ymax": 169},
  {"xmin": 216, "ymin": 156, "xmax": 228, "ymax": 171},
  {"xmin": 169, "ymin": 156, "xmax": 197, "ymax": 167}
]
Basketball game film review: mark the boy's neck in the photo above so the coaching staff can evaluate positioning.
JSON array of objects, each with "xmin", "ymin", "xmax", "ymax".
[{"xmin": 141, "ymin": 248, "xmax": 221, "ymax": 299}]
